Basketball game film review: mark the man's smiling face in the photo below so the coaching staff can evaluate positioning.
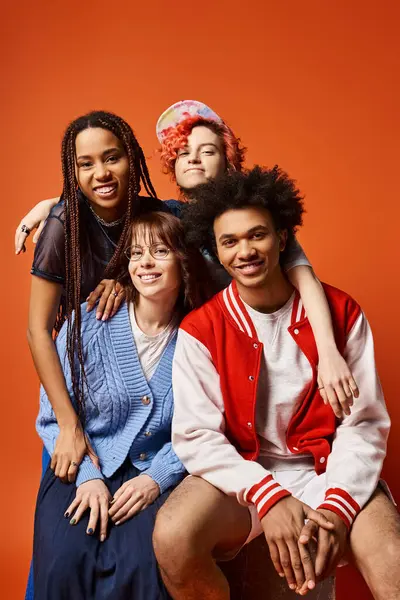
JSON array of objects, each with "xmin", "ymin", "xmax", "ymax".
[{"xmin": 214, "ymin": 206, "xmax": 287, "ymax": 290}]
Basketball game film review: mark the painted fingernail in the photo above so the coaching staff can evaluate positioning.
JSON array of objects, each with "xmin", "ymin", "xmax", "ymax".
[
  {"xmin": 70, "ymin": 518, "xmax": 76, "ymax": 525},
  {"xmin": 87, "ymin": 528, "xmax": 94, "ymax": 535},
  {"xmin": 308, "ymin": 580, "xmax": 315, "ymax": 589},
  {"xmin": 96, "ymin": 312, "xmax": 101, "ymax": 320},
  {"xmin": 278, "ymin": 572, "xmax": 285, "ymax": 578},
  {"xmin": 64, "ymin": 512, "xmax": 70, "ymax": 518},
  {"xmin": 289, "ymin": 584, "xmax": 296, "ymax": 590},
  {"xmin": 100, "ymin": 534, "xmax": 105, "ymax": 542}
]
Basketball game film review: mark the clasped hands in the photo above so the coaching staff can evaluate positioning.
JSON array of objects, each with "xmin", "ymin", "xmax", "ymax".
[
  {"xmin": 65, "ymin": 474, "xmax": 160, "ymax": 542},
  {"xmin": 261, "ymin": 495, "xmax": 348, "ymax": 595}
]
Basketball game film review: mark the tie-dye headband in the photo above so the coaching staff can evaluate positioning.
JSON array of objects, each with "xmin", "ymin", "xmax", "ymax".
[{"xmin": 156, "ymin": 100, "xmax": 223, "ymax": 142}]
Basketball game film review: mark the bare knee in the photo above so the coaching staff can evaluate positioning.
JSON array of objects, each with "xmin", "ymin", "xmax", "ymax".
[
  {"xmin": 153, "ymin": 502, "xmax": 193, "ymax": 568},
  {"xmin": 153, "ymin": 478, "xmax": 218, "ymax": 570},
  {"xmin": 350, "ymin": 488, "xmax": 400, "ymax": 598},
  {"xmin": 153, "ymin": 476, "xmax": 250, "ymax": 573}
]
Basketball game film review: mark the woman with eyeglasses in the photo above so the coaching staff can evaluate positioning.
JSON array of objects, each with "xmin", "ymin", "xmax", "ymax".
[{"xmin": 34, "ymin": 208, "xmax": 211, "ymax": 599}]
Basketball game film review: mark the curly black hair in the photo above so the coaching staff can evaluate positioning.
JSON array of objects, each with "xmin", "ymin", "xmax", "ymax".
[{"xmin": 181, "ymin": 165, "xmax": 305, "ymax": 260}]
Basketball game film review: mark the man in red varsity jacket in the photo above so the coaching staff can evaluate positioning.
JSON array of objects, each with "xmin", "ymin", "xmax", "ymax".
[{"xmin": 153, "ymin": 167, "xmax": 400, "ymax": 599}]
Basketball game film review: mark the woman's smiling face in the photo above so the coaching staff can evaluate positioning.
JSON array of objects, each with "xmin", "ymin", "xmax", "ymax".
[
  {"xmin": 75, "ymin": 127, "xmax": 129, "ymax": 221},
  {"xmin": 127, "ymin": 225, "xmax": 182, "ymax": 303}
]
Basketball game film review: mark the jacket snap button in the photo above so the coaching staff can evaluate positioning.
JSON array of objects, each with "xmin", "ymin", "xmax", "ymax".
[
  {"xmin": 139, "ymin": 452, "xmax": 147, "ymax": 460},
  {"xmin": 141, "ymin": 395, "xmax": 151, "ymax": 405},
  {"xmin": 294, "ymin": 328, "xmax": 299, "ymax": 335},
  {"xmin": 319, "ymin": 456, "xmax": 326, "ymax": 464},
  {"xmin": 249, "ymin": 375, "xmax": 255, "ymax": 381},
  {"xmin": 247, "ymin": 422, "xmax": 252, "ymax": 428},
  {"xmin": 144, "ymin": 431, "xmax": 152, "ymax": 437},
  {"xmin": 253, "ymin": 343, "xmax": 258, "ymax": 349}
]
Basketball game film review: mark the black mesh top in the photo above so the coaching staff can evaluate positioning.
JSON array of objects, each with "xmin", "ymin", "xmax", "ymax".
[{"xmin": 31, "ymin": 192, "xmax": 182, "ymax": 307}]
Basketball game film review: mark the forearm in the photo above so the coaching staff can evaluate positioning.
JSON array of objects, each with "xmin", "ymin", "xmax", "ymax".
[
  {"xmin": 28, "ymin": 328, "xmax": 78, "ymax": 427},
  {"xmin": 288, "ymin": 266, "xmax": 337, "ymax": 354}
]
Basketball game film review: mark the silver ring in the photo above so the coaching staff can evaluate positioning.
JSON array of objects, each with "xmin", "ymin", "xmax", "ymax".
[
  {"xmin": 21, "ymin": 224, "xmax": 31, "ymax": 235},
  {"xmin": 113, "ymin": 291, "xmax": 118, "ymax": 297}
]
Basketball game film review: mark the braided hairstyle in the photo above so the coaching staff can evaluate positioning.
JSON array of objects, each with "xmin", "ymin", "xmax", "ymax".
[{"xmin": 61, "ymin": 110, "xmax": 157, "ymax": 420}]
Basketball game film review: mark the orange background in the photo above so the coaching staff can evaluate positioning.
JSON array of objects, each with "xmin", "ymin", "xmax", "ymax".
[{"xmin": 1, "ymin": 1, "xmax": 399, "ymax": 598}]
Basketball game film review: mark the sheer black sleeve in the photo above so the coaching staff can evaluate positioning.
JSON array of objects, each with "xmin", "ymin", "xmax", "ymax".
[{"xmin": 31, "ymin": 202, "xmax": 65, "ymax": 284}]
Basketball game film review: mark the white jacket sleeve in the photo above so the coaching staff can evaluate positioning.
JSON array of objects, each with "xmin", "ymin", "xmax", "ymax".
[
  {"xmin": 172, "ymin": 329, "xmax": 291, "ymax": 517},
  {"xmin": 318, "ymin": 312, "xmax": 390, "ymax": 528}
]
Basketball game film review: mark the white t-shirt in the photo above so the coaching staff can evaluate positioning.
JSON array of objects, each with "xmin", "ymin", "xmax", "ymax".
[
  {"xmin": 129, "ymin": 303, "xmax": 178, "ymax": 381},
  {"xmin": 244, "ymin": 294, "xmax": 315, "ymax": 472}
]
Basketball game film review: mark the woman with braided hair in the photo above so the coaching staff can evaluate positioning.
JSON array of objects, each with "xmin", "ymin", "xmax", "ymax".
[{"xmin": 28, "ymin": 110, "xmax": 181, "ymax": 484}]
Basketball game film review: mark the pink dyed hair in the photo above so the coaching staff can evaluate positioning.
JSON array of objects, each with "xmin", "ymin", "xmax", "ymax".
[{"xmin": 160, "ymin": 116, "xmax": 246, "ymax": 180}]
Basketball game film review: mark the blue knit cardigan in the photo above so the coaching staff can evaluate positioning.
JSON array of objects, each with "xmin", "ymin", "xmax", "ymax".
[{"xmin": 36, "ymin": 302, "xmax": 186, "ymax": 492}]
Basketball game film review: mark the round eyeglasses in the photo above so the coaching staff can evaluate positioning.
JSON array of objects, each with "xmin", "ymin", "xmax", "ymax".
[{"xmin": 124, "ymin": 243, "xmax": 171, "ymax": 262}]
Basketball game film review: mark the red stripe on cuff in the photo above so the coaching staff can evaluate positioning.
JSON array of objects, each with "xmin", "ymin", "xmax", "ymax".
[
  {"xmin": 325, "ymin": 496, "xmax": 355, "ymax": 518},
  {"xmin": 325, "ymin": 488, "xmax": 360, "ymax": 513},
  {"xmin": 318, "ymin": 501, "xmax": 352, "ymax": 530},
  {"xmin": 256, "ymin": 481, "xmax": 282, "ymax": 506},
  {"xmin": 245, "ymin": 474, "xmax": 274, "ymax": 503},
  {"xmin": 258, "ymin": 489, "xmax": 291, "ymax": 520},
  {"xmin": 245, "ymin": 475, "xmax": 291, "ymax": 520}
]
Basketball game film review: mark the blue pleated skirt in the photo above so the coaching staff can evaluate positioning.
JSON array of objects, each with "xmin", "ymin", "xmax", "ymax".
[{"xmin": 33, "ymin": 460, "xmax": 171, "ymax": 600}]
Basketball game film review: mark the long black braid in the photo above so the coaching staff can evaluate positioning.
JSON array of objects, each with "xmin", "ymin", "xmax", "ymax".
[{"xmin": 60, "ymin": 110, "xmax": 157, "ymax": 421}]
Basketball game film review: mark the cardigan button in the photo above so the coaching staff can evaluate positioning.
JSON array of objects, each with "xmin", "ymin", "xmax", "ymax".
[
  {"xmin": 253, "ymin": 343, "xmax": 259, "ymax": 349},
  {"xmin": 319, "ymin": 457, "xmax": 326, "ymax": 464},
  {"xmin": 144, "ymin": 431, "xmax": 152, "ymax": 437},
  {"xmin": 247, "ymin": 422, "xmax": 252, "ymax": 428},
  {"xmin": 294, "ymin": 328, "xmax": 299, "ymax": 335},
  {"xmin": 139, "ymin": 452, "xmax": 147, "ymax": 460},
  {"xmin": 141, "ymin": 395, "xmax": 151, "ymax": 405},
  {"xmin": 248, "ymin": 376, "xmax": 255, "ymax": 381}
]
